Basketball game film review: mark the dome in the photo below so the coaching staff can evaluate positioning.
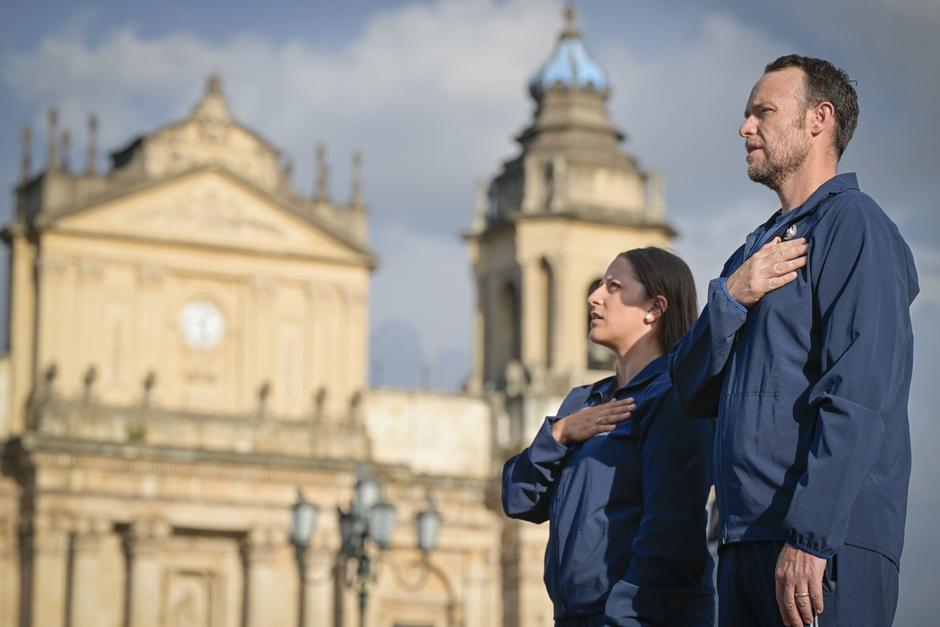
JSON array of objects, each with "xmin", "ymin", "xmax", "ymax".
[{"xmin": 529, "ymin": 5, "xmax": 609, "ymax": 99}]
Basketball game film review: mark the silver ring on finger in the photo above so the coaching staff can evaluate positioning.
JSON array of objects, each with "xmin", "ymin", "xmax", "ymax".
[
  {"xmin": 794, "ymin": 592, "xmax": 810, "ymax": 599},
  {"xmin": 595, "ymin": 416, "xmax": 602, "ymax": 425}
]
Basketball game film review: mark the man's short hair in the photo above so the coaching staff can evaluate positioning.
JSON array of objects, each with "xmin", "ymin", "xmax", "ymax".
[{"xmin": 765, "ymin": 54, "xmax": 859, "ymax": 159}]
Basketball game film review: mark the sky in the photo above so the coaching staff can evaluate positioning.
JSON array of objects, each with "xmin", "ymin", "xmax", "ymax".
[{"xmin": 1, "ymin": 0, "xmax": 938, "ymax": 622}]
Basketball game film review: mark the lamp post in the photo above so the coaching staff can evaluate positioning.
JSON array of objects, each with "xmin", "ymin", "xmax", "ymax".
[
  {"xmin": 290, "ymin": 490, "xmax": 319, "ymax": 627},
  {"xmin": 292, "ymin": 471, "xmax": 443, "ymax": 627},
  {"xmin": 339, "ymin": 472, "xmax": 397, "ymax": 627}
]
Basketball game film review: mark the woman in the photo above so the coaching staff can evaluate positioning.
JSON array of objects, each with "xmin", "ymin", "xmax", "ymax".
[{"xmin": 502, "ymin": 247, "xmax": 715, "ymax": 626}]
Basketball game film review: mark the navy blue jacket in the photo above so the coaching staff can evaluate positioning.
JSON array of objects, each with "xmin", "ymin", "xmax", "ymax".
[
  {"xmin": 502, "ymin": 356, "xmax": 715, "ymax": 624},
  {"xmin": 671, "ymin": 173, "xmax": 918, "ymax": 564}
]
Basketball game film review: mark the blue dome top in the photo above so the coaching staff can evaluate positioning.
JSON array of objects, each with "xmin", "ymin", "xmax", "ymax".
[{"xmin": 529, "ymin": 6, "xmax": 609, "ymax": 99}]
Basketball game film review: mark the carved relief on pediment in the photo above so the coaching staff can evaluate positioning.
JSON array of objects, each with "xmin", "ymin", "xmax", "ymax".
[{"xmin": 134, "ymin": 185, "xmax": 286, "ymax": 240}]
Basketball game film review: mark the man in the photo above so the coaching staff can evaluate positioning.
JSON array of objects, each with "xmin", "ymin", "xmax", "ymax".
[{"xmin": 671, "ymin": 55, "xmax": 918, "ymax": 627}]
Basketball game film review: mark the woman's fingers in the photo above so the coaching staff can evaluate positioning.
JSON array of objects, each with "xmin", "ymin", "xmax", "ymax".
[{"xmin": 593, "ymin": 407, "xmax": 635, "ymax": 426}]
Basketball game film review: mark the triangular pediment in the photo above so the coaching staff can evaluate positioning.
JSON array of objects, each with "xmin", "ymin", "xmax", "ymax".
[{"xmin": 53, "ymin": 168, "xmax": 369, "ymax": 264}]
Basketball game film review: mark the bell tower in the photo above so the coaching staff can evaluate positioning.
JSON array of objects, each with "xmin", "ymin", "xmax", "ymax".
[{"xmin": 467, "ymin": 3, "xmax": 675, "ymax": 413}]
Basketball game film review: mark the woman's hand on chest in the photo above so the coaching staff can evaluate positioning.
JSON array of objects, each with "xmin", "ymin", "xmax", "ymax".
[{"xmin": 551, "ymin": 398, "xmax": 636, "ymax": 446}]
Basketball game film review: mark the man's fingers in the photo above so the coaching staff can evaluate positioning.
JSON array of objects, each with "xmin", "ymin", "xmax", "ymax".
[
  {"xmin": 777, "ymin": 580, "xmax": 803, "ymax": 627},
  {"xmin": 809, "ymin": 567, "xmax": 825, "ymax": 617},
  {"xmin": 767, "ymin": 271, "xmax": 799, "ymax": 291},
  {"xmin": 809, "ymin": 586, "xmax": 825, "ymax": 618},
  {"xmin": 771, "ymin": 256, "xmax": 807, "ymax": 275},
  {"xmin": 795, "ymin": 592, "xmax": 815, "ymax": 625},
  {"xmin": 761, "ymin": 236, "xmax": 805, "ymax": 255}
]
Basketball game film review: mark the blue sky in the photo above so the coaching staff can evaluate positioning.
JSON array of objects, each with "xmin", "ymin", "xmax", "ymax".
[{"xmin": 2, "ymin": 0, "xmax": 938, "ymax": 621}]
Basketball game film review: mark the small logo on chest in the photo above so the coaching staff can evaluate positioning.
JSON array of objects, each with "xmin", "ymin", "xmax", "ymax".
[{"xmin": 783, "ymin": 224, "xmax": 799, "ymax": 240}]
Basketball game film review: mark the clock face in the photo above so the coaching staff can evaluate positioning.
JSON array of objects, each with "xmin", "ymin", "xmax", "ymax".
[{"xmin": 179, "ymin": 300, "xmax": 225, "ymax": 350}]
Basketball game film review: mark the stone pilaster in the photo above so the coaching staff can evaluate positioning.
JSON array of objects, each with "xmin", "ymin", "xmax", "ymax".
[
  {"xmin": 241, "ymin": 527, "xmax": 282, "ymax": 627},
  {"xmin": 69, "ymin": 517, "xmax": 111, "ymax": 627},
  {"xmin": 24, "ymin": 512, "xmax": 71, "ymax": 627},
  {"xmin": 125, "ymin": 518, "xmax": 171, "ymax": 627}
]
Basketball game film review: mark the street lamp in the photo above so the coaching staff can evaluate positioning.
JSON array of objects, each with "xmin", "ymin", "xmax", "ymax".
[
  {"xmin": 290, "ymin": 490, "xmax": 319, "ymax": 627},
  {"xmin": 339, "ymin": 471, "xmax": 398, "ymax": 627},
  {"xmin": 415, "ymin": 502, "xmax": 442, "ymax": 555}
]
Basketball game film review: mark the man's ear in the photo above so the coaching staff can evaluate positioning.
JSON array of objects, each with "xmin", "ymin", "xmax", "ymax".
[{"xmin": 811, "ymin": 101, "xmax": 836, "ymax": 139}]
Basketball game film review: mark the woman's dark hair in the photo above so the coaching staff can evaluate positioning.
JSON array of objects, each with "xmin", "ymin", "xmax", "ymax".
[{"xmin": 618, "ymin": 247, "xmax": 698, "ymax": 352}]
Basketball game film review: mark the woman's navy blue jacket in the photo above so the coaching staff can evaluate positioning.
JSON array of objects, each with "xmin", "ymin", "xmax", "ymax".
[
  {"xmin": 502, "ymin": 356, "xmax": 715, "ymax": 625},
  {"xmin": 670, "ymin": 173, "xmax": 918, "ymax": 565}
]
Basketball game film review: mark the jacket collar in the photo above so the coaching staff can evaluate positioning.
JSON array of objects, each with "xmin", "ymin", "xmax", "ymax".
[
  {"xmin": 786, "ymin": 172, "xmax": 859, "ymax": 223},
  {"xmin": 586, "ymin": 354, "xmax": 669, "ymax": 402},
  {"xmin": 747, "ymin": 172, "xmax": 860, "ymax": 254}
]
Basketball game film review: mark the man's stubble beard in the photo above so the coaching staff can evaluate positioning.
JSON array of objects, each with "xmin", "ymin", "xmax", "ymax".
[{"xmin": 747, "ymin": 116, "xmax": 811, "ymax": 192}]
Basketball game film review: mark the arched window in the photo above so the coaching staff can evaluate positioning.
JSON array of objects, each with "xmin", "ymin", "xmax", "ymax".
[
  {"xmin": 500, "ymin": 281, "xmax": 521, "ymax": 364},
  {"xmin": 586, "ymin": 278, "xmax": 615, "ymax": 371},
  {"xmin": 541, "ymin": 259, "xmax": 554, "ymax": 368}
]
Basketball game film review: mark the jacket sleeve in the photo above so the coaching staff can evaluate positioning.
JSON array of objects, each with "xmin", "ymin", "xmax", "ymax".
[
  {"xmin": 501, "ymin": 415, "xmax": 571, "ymax": 524},
  {"xmin": 783, "ymin": 202, "xmax": 919, "ymax": 558},
  {"xmin": 604, "ymin": 391, "xmax": 715, "ymax": 625},
  {"xmin": 670, "ymin": 245, "xmax": 748, "ymax": 418}
]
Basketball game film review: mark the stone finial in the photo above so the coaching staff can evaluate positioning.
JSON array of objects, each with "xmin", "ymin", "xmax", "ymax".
[
  {"xmin": 561, "ymin": 2, "xmax": 580, "ymax": 39},
  {"xmin": 47, "ymin": 109, "xmax": 59, "ymax": 170},
  {"xmin": 314, "ymin": 387, "xmax": 327, "ymax": 420},
  {"xmin": 258, "ymin": 381, "xmax": 271, "ymax": 417},
  {"xmin": 86, "ymin": 114, "xmax": 98, "ymax": 176},
  {"xmin": 314, "ymin": 144, "xmax": 330, "ymax": 202},
  {"xmin": 473, "ymin": 180, "xmax": 488, "ymax": 230},
  {"xmin": 192, "ymin": 72, "xmax": 232, "ymax": 125},
  {"xmin": 645, "ymin": 171, "xmax": 666, "ymax": 221},
  {"xmin": 82, "ymin": 365, "xmax": 97, "ymax": 402},
  {"xmin": 349, "ymin": 389, "xmax": 365, "ymax": 426},
  {"xmin": 44, "ymin": 363, "xmax": 58, "ymax": 387},
  {"xmin": 142, "ymin": 371, "xmax": 157, "ymax": 408},
  {"xmin": 283, "ymin": 159, "xmax": 293, "ymax": 183},
  {"xmin": 350, "ymin": 150, "xmax": 364, "ymax": 207},
  {"xmin": 207, "ymin": 72, "xmax": 223, "ymax": 96},
  {"xmin": 20, "ymin": 125, "xmax": 32, "ymax": 183},
  {"xmin": 60, "ymin": 129, "xmax": 71, "ymax": 171}
]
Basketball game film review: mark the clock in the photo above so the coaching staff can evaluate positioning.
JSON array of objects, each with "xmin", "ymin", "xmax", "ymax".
[{"xmin": 179, "ymin": 300, "xmax": 225, "ymax": 350}]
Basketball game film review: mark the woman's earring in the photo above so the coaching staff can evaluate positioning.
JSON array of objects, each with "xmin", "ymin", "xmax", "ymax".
[{"xmin": 644, "ymin": 313, "xmax": 654, "ymax": 323}]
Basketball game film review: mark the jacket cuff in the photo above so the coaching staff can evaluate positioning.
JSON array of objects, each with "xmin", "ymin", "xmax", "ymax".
[
  {"xmin": 717, "ymin": 277, "xmax": 748, "ymax": 314},
  {"xmin": 707, "ymin": 278, "xmax": 748, "ymax": 339},
  {"xmin": 783, "ymin": 532, "xmax": 834, "ymax": 560},
  {"xmin": 527, "ymin": 416, "xmax": 569, "ymax": 465}
]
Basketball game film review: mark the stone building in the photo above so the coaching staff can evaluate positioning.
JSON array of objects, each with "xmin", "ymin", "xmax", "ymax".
[{"xmin": 0, "ymin": 6, "xmax": 674, "ymax": 627}]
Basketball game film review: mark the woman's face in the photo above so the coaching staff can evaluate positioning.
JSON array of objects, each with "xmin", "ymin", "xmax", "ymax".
[{"xmin": 588, "ymin": 256, "xmax": 658, "ymax": 355}]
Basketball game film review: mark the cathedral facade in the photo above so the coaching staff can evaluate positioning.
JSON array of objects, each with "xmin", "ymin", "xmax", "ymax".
[{"xmin": 0, "ymin": 7, "xmax": 673, "ymax": 627}]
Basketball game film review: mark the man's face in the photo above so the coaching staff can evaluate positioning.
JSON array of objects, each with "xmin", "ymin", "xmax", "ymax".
[{"xmin": 739, "ymin": 67, "xmax": 813, "ymax": 191}]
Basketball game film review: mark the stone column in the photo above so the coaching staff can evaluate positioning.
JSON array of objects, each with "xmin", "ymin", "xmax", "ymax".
[
  {"xmin": 125, "ymin": 518, "xmax": 170, "ymax": 627},
  {"xmin": 543, "ymin": 255, "xmax": 563, "ymax": 377},
  {"xmin": 26, "ymin": 512, "xmax": 70, "ymax": 627},
  {"xmin": 242, "ymin": 527, "xmax": 282, "ymax": 627},
  {"xmin": 69, "ymin": 517, "xmax": 111, "ymax": 627},
  {"xmin": 520, "ymin": 257, "xmax": 545, "ymax": 369}
]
